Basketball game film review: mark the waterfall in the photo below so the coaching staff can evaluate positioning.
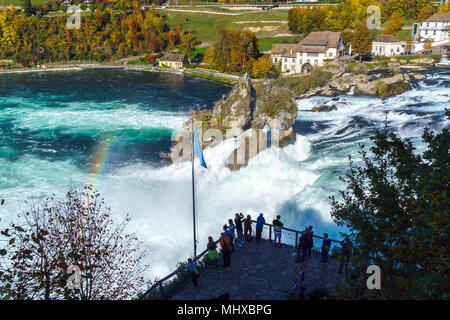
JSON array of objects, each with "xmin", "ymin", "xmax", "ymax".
[
  {"xmin": 437, "ymin": 56, "xmax": 450, "ymax": 66},
  {"xmin": 348, "ymin": 85, "xmax": 355, "ymax": 95}
]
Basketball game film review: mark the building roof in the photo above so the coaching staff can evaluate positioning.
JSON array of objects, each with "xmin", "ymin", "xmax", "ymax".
[
  {"xmin": 299, "ymin": 31, "xmax": 342, "ymax": 52},
  {"xmin": 272, "ymin": 31, "xmax": 342, "ymax": 57},
  {"xmin": 374, "ymin": 34, "xmax": 400, "ymax": 43},
  {"xmin": 271, "ymin": 43, "xmax": 301, "ymax": 57},
  {"xmin": 159, "ymin": 53, "xmax": 187, "ymax": 62},
  {"xmin": 423, "ymin": 12, "xmax": 450, "ymax": 23}
]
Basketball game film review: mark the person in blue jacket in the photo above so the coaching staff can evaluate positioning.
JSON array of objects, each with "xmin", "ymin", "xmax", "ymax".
[
  {"xmin": 223, "ymin": 224, "xmax": 235, "ymax": 252},
  {"xmin": 255, "ymin": 213, "xmax": 265, "ymax": 244},
  {"xmin": 185, "ymin": 258, "xmax": 199, "ymax": 288},
  {"xmin": 321, "ymin": 233, "xmax": 332, "ymax": 264}
]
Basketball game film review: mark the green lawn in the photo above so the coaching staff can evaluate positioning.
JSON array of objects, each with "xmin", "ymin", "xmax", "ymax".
[
  {"xmin": 2, "ymin": 0, "xmax": 49, "ymax": 6},
  {"xmin": 160, "ymin": 8, "xmax": 290, "ymax": 44},
  {"xmin": 372, "ymin": 28, "xmax": 412, "ymax": 41},
  {"xmin": 395, "ymin": 29, "xmax": 412, "ymax": 41},
  {"xmin": 258, "ymin": 35, "xmax": 303, "ymax": 52}
]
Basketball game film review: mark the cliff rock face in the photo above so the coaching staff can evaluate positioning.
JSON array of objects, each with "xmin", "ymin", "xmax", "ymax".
[
  {"xmin": 252, "ymin": 84, "xmax": 298, "ymax": 142},
  {"xmin": 355, "ymin": 73, "xmax": 412, "ymax": 98},
  {"xmin": 211, "ymin": 76, "xmax": 254, "ymax": 130},
  {"xmin": 210, "ymin": 76, "xmax": 298, "ymax": 143}
]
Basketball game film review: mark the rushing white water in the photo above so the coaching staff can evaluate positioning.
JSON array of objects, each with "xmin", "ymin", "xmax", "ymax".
[{"xmin": 0, "ymin": 69, "xmax": 449, "ymax": 281}]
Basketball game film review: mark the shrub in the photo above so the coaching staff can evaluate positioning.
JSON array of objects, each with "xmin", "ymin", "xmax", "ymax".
[
  {"xmin": 147, "ymin": 54, "xmax": 156, "ymax": 64},
  {"xmin": 307, "ymin": 287, "xmax": 333, "ymax": 300}
]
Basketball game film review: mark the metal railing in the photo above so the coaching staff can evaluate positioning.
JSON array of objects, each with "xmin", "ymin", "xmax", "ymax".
[{"xmin": 139, "ymin": 218, "xmax": 340, "ymax": 300}]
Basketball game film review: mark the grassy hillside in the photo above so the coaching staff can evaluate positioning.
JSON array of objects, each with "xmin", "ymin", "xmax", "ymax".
[
  {"xmin": 1, "ymin": 0, "xmax": 49, "ymax": 6},
  {"xmin": 160, "ymin": 8, "xmax": 290, "ymax": 44}
]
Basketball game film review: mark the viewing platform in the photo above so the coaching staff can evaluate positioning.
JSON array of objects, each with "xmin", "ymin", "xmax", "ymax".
[
  {"xmin": 172, "ymin": 238, "xmax": 343, "ymax": 300},
  {"xmin": 141, "ymin": 221, "xmax": 346, "ymax": 300}
]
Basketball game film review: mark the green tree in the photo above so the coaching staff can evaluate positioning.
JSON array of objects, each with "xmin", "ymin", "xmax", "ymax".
[
  {"xmin": 331, "ymin": 126, "xmax": 449, "ymax": 299},
  {"xmin": 352, "ymin": 23, "xmax": 372, "ymax": 61},
  {"xmin": 21, "ymin": 0, "xmax": 34, "ymax": 17}
]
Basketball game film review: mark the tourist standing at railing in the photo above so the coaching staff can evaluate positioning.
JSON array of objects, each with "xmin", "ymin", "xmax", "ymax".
[
  {"xmin": 185, "ymin": 258, "xmax": 199, "ymax": 288},
  {"xmin": 235, "ymin": 213, "xmax": 245, "ymax": 246},
  {"xmin": 321, "ymin": 233, "xmax": 332, "ymax": 264},
  {"xmin": 244, "ymin": 215, "xmax": 252, "ymax": 241},
  {"xmin": 220, "ymin": 232, "xmax": 231, "ymax": 267},
  {"xmin": 272, "ymin": 215, "xmax": 283, "ymax": 248},
  {"xmin": 306, "ymin": 226, "xmax": 314, "ymax": 258},
  {"xmin": 223, "ymin": 224, "xmax": 235, "ymax": 252},
  {"xmin": 256, "ymin": 213, "xmax": 265, "ymax": 244},
  {"xmin": 207, "ymin": 236, "xmax": 219, "ymax": 268},
  {"xmin": 296, "ymin": 228, "xmax": 309, "ymax": 263},
  {"xmin": 228, "ymin": 218, "xmax": 241, "ymax": 248},
  {"xmin": 338, "ymin": 236, "xmax": 353, "ymax": 278}
]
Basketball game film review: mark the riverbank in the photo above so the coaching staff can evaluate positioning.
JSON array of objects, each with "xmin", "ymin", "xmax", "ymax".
[
  {"xmin": 0, "ymin": 66, "xmax": 84, "ymax": 74},
  {"xmin": 0, "ymin": 64, "xmax": 239, "ymax": 85}
]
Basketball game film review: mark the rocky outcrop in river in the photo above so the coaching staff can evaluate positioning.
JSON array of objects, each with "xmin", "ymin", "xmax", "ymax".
[
  {"xmin": 195, "ymin": 75, "xmax": 298, "ymax": 144},
  {"xmin": 299, "ymin": 64, "xmax": 428, "ymax": 100}
]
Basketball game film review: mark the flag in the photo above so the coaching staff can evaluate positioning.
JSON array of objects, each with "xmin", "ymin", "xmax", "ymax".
[{"xmin": 193, "ymin": 127, "xmax": 207, "ymax": 169}]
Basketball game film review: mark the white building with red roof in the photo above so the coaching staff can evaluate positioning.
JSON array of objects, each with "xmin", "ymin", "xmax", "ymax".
[{"xmin": 420, "ymin": 12, "xmax": 450, "ymax": 42}]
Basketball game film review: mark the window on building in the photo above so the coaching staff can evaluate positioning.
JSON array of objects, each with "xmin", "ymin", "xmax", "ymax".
[
  {"xmin": 314, "ymin": 60, "xmax": 318, "ymax": 65},
  {"xmin": 307, "ymin": 59, "xmax": 310, "ymax": 63},
  {"xmin": 299, "ymin": 59, "xmax": 302, "ymax": 64},
  {"xmin": 292, "ymin": 58, "xmax": 295, "ymax": 63},
  {"xmin": 425, "ymin": 31, "xmax": 428, "ymax": 35},
  {"xmin": 329, "ymin": 52, "xmax": 333, "ymax": 57},
  {"xmin": 274, "ymin": 58, "xmax": 278, "ymax": 63}
]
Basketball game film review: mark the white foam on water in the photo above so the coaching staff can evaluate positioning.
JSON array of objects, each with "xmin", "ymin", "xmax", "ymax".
[
  {"xmin": 5, "ymin": 103, "xmax": 186, "ymax": 134},
  {"xmin": 90, "ymin": 134, "xmax": 319, "ymax": 278}
]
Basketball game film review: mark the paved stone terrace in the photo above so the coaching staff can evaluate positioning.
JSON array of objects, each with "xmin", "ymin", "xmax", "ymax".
[{"xmin": 172, "ymin": 239, "xmax": 343, "ymax": 300}]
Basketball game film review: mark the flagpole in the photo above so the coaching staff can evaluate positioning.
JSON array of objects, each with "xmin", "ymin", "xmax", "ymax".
[{"xmin": 191, "ymin": 120, "xmax": 197, "ymax": 262}]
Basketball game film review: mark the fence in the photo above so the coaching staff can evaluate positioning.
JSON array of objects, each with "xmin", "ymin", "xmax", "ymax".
[{"xmin": 139, "ymin": 218, "xmax": 340, "ymax": 300}]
